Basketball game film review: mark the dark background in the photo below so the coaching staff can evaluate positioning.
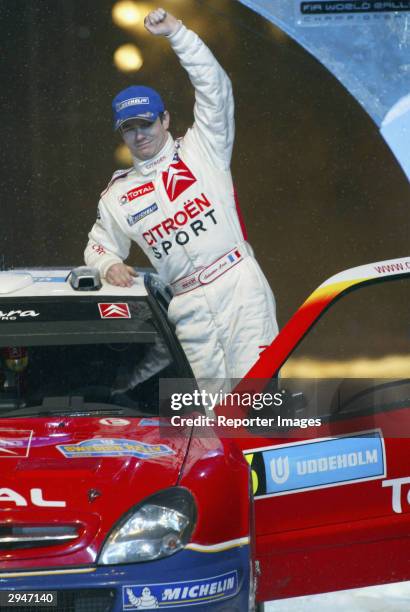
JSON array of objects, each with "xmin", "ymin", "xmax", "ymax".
[{"xmin": 1, "ymin": 0, "xmax": 409, "ymax": 330}]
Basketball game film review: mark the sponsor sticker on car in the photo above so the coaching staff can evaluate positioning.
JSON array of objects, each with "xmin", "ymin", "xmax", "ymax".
[
  {"xmin": 245, "ymin": 429, "xmax": 385, "ymax": 498},
  {"xmin": 123, "ymin": 571, "xmax": 238, "ymax": 609},
  {"xmin": 33, "ymin": 277, "xmax": 66, "ymax": 283},
  {"xmin": 56, "ymin": 438, "xmax": 174, "ymax": 459},
  {"xmin": 99, "ymin": 418, "xmax": 130, "ymax": 427},
  {"xmin": 140, "ymin": 418, "xmax": 163, "ymax": 427},
  {"xmin": 0, "ymin": 488, "xmax": 66, "ymax": 508},
  {"xmin": 383, "ymin": 476, "xmax": 410, "ymax": 514},
  {"xmin": 0, "ymin": 309, "xmax": 40, "ymax": 321},
  {"xmin": 98, "ymin": 303, "xmax": 131, "ymax": 319},
  {"xmin": 0, "ymin": 429, "xmax": 33, "ymax": 458}
]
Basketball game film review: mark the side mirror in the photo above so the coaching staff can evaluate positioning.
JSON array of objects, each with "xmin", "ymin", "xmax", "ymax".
[{"xmin": 280, "ymin": 389, "xmax": 307, "ymax": 420}]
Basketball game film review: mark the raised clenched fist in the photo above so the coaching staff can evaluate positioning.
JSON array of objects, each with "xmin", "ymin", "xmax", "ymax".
[{"xmin": 144, "ymin": 8, "xmax": 181, "ymax": 37}]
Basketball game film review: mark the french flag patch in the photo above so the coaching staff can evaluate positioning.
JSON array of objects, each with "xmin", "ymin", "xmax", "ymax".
[{"xmin": 228, "ymin": 250, "xmax": 241, "ymax": 263}]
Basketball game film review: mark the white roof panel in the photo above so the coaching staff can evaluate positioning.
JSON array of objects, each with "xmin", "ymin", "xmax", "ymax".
[{"xmin": 0, "ymin": 268, "xmax": 149, "ymax": 298}]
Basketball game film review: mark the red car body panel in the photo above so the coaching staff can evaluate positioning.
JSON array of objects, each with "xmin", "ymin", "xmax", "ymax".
[
  {"xmin": 238, "ymin": 429, "xmax": 410, "ymax": 599},
  {"xmin": 235, "ymin": 256, "xmax": 410, "ymax": 600},
  {"xmin": 179, "ymin": 433, "xmax": 250, "ymax": 545},
  {"xmin": 0, "ymin": 418, "xmax": 192, "ymax": 570}
]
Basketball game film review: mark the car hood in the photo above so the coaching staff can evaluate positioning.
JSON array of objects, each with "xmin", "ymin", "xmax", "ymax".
[{"xmin": 0, "ymin": 417, "xmax": 192, "ymax": 569}]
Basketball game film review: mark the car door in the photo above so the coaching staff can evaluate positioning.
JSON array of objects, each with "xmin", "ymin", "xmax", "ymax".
[{"xmin": 234, "ymin": 257, "xmax": 410, "ymax": 602}]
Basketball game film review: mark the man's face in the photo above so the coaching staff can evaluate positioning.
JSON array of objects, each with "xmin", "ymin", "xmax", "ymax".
[{"xmin": 120, "ymin": 112, "xmax": 170, "ymax": 161}]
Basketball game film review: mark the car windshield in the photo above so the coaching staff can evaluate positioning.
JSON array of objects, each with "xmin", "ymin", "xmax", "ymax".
[{"xmin": 0, "ymin": 297, "xmax": 177, "ymax": 417}]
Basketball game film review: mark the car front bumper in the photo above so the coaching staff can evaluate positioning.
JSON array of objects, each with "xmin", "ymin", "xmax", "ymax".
[{"xmin": 0, "ymin": 546, "xmax": 250, "ymax": 611}]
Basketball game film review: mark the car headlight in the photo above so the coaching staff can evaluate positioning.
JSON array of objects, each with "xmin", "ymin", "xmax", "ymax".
[{"xmin": 98, "ymin": 487, "xmax": 196, "ymax": 565}]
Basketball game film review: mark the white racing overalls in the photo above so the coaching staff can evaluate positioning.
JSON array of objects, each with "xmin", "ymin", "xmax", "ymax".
[{"xmin": 85, "ymin": 24, "xmax": 278, "ymax": 381}]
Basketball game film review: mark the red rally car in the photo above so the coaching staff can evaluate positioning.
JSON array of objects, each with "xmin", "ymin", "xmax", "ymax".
[{"xmin": 0, "ymin": 256, "xmax": 408, "ymax": 611}]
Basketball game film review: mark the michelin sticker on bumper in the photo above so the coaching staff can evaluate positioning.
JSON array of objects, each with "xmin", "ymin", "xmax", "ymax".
[
  {"xmin": 57, "ymin": 438, "xmax": 174, "ymax": 459},
  {"xmin": 245, "ymin": 429, "xmax": 385, "ymax": 498},
  {"xmin": 123, "ymin": 571, "xmax": 238, "ymax": 609}
]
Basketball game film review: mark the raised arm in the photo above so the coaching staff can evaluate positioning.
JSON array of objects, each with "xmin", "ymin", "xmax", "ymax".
[{"xmin": 144, "ymin": 8, "xmax": 234, "ymax": 169}]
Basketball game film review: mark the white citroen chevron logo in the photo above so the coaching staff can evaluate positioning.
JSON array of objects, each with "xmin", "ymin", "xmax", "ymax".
[
  {"xmin": 163, "ymin": 160, "xmax": 196, "ymax": 201},
  {"xmin": 98, "ymin": 303, "xmax": 131, "ymax": 319}
]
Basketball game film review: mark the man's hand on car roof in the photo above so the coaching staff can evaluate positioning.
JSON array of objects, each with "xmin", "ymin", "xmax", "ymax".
[
  {"xmin": 106, "ymin": 263, "xmax": 138, "ymax": 288},
  {"xmin": 144, "ymin": 8, "xmax": 181, "ymax": 37}
]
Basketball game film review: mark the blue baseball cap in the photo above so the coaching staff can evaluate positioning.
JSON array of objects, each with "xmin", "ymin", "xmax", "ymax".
[{"xmin": 112, "ymin": 86, "xmax": 165, "ymax": 130}]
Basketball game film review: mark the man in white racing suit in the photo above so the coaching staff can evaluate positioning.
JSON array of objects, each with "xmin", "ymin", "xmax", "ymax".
[{"xmin": 85, "ymin": 8, "xmax": 278, "ymax": 382}]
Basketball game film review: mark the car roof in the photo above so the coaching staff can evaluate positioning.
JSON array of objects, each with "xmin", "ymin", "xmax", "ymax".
[{"xmin": 0, "ymin": 268, "xmax": 149, "ymax": 298}]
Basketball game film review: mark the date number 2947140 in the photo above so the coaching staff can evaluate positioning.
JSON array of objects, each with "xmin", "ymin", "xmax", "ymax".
[{"xmin": 0, "ymin": 592, "xmax": 57, "ymax": 607}]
